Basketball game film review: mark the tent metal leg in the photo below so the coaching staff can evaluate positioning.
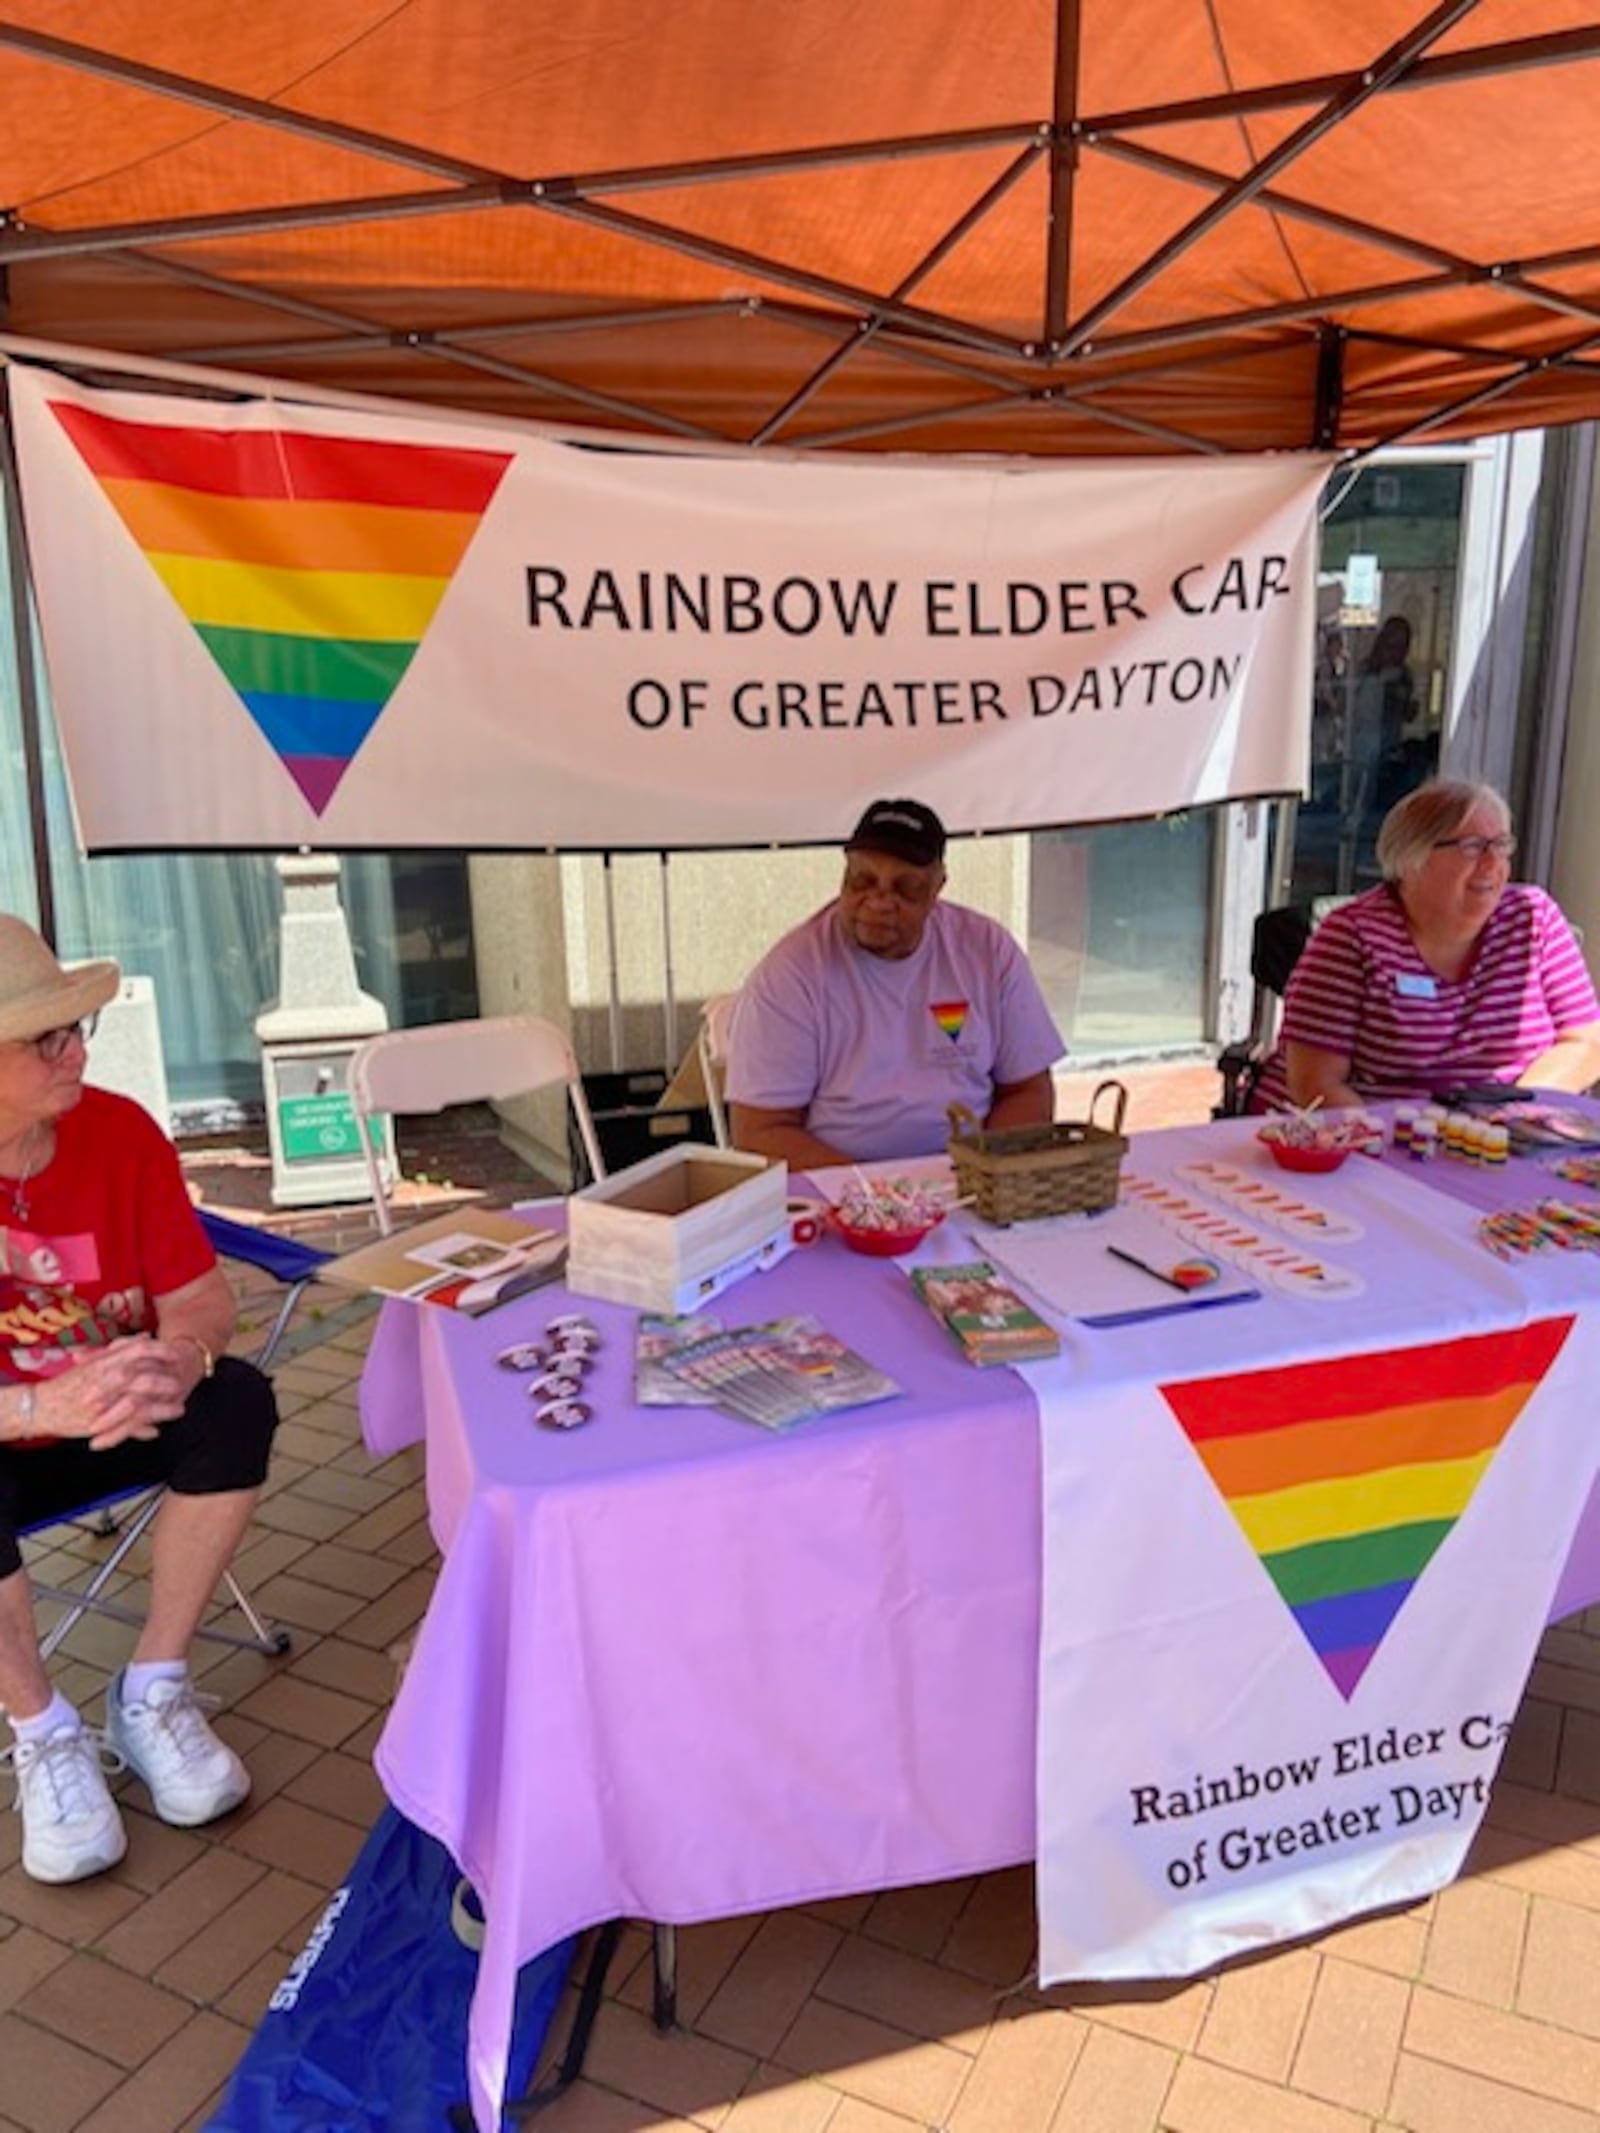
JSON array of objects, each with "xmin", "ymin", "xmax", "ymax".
[{"xmin": 0, "ymin": 375, "xmax": 57, "ymax": 942}]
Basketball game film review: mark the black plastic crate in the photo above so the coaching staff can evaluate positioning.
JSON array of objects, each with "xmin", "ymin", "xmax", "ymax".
[{"xmin": 569, "ymin": 1067, "xmax": 714, "ymax": 1185}]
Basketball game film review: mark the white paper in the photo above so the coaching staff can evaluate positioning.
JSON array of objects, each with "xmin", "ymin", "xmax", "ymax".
[{"xmin": 970, "ymin": 1204, "xmax": 1259, "ymax": 1324}]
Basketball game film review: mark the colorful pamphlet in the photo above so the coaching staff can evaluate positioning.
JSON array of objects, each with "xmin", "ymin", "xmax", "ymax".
[
  {"xmin": 911, "ymin": 1261, "xmax": 1061, "ymax": 1366},
  {"xmin": 634, "ymin": 1313, "xmax": 726, "ymax": 1405},
  {"xmin": 641, "ymin": 1313, "xmax": 901, "ymax": 1429}
]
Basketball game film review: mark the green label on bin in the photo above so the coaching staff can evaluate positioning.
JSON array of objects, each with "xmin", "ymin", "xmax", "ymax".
[{"xmin": 279, "ymin": 1093, "xmax": 379, "ymax": 1163}]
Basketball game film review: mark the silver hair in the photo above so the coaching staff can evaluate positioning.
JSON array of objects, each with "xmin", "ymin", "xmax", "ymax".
[{"xmin": 1374, "ymin": 779, "xmax": 1512, "ymax": 881}]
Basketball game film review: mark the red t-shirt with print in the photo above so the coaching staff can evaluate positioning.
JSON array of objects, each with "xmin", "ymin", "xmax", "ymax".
[{"xmin": 0, "ymin": 1085, "xmax": 215, "ymax": 1390}]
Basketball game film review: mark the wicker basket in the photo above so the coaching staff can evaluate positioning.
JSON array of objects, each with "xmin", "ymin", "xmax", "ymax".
[{"xmin": 947, "ymin": 1080, "xmax": 1128, "ymax": 1226}]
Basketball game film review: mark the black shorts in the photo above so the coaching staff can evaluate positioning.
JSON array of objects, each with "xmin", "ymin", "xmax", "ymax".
[{"xmin": 0, "ymin": 1356, "xmax": 279, "ymax": 1580}]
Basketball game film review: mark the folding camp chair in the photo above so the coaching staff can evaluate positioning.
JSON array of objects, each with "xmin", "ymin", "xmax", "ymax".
[
  {"xmin": 348, "ymin": 1016, "xmax": 606, "ymax": 1228},
  {"xmin": 697, "ymin": 992, "xmax": 739, "ymax": 1149},
  {"xmin": 24, "ymin": 1210, "xmax": 328, "ymax": 1661}
]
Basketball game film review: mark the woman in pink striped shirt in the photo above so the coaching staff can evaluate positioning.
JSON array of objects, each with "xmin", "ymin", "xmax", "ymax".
[{"xmin": 1256, "ymin": 781, "xmax": 1600, "ymax": 1111}]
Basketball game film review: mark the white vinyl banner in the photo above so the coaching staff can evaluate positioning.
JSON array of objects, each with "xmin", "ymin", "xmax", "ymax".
[
  {"xmin": 1035, "ymin": 1309, "xmax": 1600, "ymax": 1981},
  {"xmin": 9, "ymin": 367, "xmax": 1329, "ymax": 852}
]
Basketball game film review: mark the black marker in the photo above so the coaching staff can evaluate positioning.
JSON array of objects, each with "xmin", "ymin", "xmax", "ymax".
[{"xmin": 1106, "ymin": 1245, "xmax": 1219, "ymax": 1292}]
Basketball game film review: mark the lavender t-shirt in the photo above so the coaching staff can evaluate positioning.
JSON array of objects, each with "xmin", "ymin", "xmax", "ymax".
[{"xmin": 725, "ymin": 900, "xmax": 1065, "ymax": 1161}]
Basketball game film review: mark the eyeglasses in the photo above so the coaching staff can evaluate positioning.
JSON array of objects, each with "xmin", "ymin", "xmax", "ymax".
[
  {"xmin": 32, "ymin": 1015, "xmax": 98, "ymax": 1063},
  {"xmin": 1433, "ymin": 834, "xmax": 1517, "ymax": 862}
]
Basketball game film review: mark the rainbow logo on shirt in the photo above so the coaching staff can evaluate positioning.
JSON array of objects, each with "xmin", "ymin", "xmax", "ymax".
[
  {"xmin": 50, "ymin": 400, "xmax": 513, "ymax": 814},
  {"xmin": 930, "ymin": 1001, "xmax": 969, "ymax": 1044},
  {"xmin": 1160, "ymin": 1317, "xmax": 1572, "ymax": 1698}
]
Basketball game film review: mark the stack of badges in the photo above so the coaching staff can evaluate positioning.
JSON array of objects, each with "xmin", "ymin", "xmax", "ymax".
[{"xmin": 496, "ymin": 1313, "xmax": 603, "ymax": 1429}]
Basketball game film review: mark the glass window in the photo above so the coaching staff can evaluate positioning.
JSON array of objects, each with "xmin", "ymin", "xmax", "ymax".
[
  {"xmin": 1292, "ymin": 461, "xmax": 1466, "ymax": 902},
  {"xmin": 1029, "ymin": 814, "xmax": 1214, "ymax": 1054}
]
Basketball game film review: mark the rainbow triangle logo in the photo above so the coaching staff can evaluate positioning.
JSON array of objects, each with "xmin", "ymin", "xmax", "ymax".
[
  {"xmin": 1160, "ymin": 1317, "xmax": 1572, "ymax": 1699},
  {"xmin": 930, "ymin": 1000, "xmax": 968, "ymax": 1044},
  {"xmin": 51, "ymin": 401, "xmax": 513, "ymax": 814}
]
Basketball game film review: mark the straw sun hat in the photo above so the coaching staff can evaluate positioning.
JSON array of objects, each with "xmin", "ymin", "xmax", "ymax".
[{"xmin": 0, "ymin": 916, "xmax": 119, "ymax": 1046}]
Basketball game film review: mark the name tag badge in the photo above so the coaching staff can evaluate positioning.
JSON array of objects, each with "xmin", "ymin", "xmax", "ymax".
[{"xmin": 1396, "ymin": 973, "xmax": 1438, "ymax": 999}]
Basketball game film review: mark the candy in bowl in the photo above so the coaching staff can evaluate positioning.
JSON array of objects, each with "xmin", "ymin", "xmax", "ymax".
[
  {"xmin": 1256, "ymin": 1111, "xmax": 1381, "ymax": 1175},
  {"xmin": 828, "ymin": 1176, "xmax": 954, "ymax": 1257}
]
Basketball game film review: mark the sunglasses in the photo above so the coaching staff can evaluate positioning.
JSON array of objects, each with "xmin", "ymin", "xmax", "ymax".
[{"xmin": 30, "ymin": 1014, "xmax": 99, "ymax": 1063}]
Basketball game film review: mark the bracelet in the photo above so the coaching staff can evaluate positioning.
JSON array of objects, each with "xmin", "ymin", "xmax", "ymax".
[{"xmin": 174, "ymin": 1333, "xmax": 215, "ymax": 1380}]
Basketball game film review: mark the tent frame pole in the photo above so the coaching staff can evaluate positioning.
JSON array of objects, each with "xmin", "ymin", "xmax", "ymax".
[{"xmin": 0, "ymin": 374, "xmax": 56, "ymax": 943}]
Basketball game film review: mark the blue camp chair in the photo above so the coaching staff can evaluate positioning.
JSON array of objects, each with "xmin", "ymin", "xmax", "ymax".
[{"xmin": 24, "ymin": 1211, "xmax": 331, "ymax": 1661}]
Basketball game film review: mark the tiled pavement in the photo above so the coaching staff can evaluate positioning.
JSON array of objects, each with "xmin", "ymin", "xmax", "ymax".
[{"xmin": 6, "ymin": 1057, "xmax": 1600, "ymax": 2132}]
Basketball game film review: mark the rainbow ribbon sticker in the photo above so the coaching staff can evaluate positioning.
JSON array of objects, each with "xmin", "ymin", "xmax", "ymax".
[
  {"xmin": 1161, "ymin": 1316, "xmax": 1573, "ymax": 1697},
  {"xmin": 51, "ymin": 401, "xmax": 512, "ymax": 814}
]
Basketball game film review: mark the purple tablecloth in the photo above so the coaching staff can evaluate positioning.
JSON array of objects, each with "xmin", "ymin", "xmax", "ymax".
[{"xmin": 360, "ymin": 1123, "xmax": 1600, "ymax": 2131}]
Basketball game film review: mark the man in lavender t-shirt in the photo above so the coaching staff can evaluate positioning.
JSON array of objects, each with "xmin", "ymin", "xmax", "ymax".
[{"xmin": 725, "ymin": 799, "xmax": 1065, "ymax": 1168}]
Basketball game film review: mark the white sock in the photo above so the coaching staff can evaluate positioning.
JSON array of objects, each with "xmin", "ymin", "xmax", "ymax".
[
  {"xmin": 11, "ymin": 1690, "xmax": 79, "ymax": 1743},
  {"xmin": 121, "ymin": 1660, "xmax": 187, "ymax": 1706}
]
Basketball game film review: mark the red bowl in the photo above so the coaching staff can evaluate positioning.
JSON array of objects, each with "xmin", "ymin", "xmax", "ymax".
[
  {"xmin": 1261, "ymin": 1136, "xmax": 1349, "ymax": 1174},
  {"xmin": 828, "ymin": 1211, "xmax": 943, "ymax": 1257}
]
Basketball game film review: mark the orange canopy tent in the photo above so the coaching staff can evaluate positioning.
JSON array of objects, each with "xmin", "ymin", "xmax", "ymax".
[{"xmin": 0, "ymin": 1, "xmax": 1598, "ymax": 458}]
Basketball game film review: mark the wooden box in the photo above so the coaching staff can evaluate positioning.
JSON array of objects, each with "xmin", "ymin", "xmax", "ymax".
[{"xmin": 566, "ymin": 1144, "xmax": 790, "ymax": 1314}]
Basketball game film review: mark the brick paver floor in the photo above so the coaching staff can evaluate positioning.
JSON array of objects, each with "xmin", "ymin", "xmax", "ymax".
[{"xmin": 6, "ymin": 1059, "xmax": 1599, "ymax": 2130}]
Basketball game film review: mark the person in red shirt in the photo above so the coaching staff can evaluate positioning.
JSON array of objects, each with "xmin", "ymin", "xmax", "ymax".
[{"xmin": 0, "ymin": 917, "xmax": 278, "ymax": 1883}]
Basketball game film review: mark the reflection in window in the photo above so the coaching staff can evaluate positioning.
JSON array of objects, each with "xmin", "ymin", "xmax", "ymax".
[
  {"xmin": 1296, "ymin": 462, "xmax": 1466, "ymax": 902},
  {"xmin": 1029, "ymin": 815, "xmax": 1213, "ymax": 1055}
]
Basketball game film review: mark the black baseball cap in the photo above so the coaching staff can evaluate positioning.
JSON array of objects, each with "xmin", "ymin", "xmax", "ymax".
[{"xmin": 844, "ymin": 798, "xmax": 947, "ymax": 869}]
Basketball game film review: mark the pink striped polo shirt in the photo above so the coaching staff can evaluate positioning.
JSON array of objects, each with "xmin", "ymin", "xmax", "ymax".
[{"xmin": 1254, "ymin": 882, "xmax": 1599, "ymax": 1106}]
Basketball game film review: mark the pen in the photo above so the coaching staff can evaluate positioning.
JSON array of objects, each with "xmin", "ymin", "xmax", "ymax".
[{"xmin": 1106, "ymin": 1244, "xmax": 1219, "ymax": 1292}]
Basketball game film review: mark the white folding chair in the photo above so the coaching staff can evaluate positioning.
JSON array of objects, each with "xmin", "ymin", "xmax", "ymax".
[
  {"xmin": 697, "ymin": 992, "xmax": 740, "ymax": 1150},
  {"xmin": 348, "ymin": 1016, "xmax": 605, "ymax": 1232}
]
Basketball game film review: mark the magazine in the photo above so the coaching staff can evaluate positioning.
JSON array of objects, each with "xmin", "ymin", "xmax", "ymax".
[
  {"xmin": 911, "ymin": 1260, "xmax": 1061, "ymax": 1366},
  {"xmin": 650, "ymin": 1314, "xmax": 901, "ymax": 1429}
]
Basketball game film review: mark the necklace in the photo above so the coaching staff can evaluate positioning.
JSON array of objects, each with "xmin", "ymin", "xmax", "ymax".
[{"xmin": 2, "ymin": 1127, "xmax": 44, "ymax": 1226}]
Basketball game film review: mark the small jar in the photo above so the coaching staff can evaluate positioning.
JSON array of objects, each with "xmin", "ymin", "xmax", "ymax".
[
  {"xmin": 1411, "ymin": 1117, "xmax": 1439, "ymax": 1161},
  {"xmin": 1393, "ymin": 1104, "xmax": 1418, "ymax": 1151}
]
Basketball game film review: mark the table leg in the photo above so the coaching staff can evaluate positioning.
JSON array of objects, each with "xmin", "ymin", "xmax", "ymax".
[{"xmin": 652, "ymin": 1922, "xmax": 678, "ymax": 2031}]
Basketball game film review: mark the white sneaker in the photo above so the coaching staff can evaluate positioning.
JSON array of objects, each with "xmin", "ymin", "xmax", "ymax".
[
  {"xmin": 106, "ymin": 1673, "xmax": 251, "ymax": 1828},
  {"xmin": 3, "ymin": 1722, "xmax": 127, "ymax": 1883}
]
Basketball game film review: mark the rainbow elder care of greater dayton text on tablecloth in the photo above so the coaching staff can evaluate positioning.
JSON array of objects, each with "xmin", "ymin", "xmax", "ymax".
[{"xmin": 359, "ymin": 1117, "xmax": 1600, "ymax": 2133}]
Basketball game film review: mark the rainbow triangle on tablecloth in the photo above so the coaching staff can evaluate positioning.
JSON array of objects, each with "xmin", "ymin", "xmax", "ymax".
[
  {"xmin": 50, "ymin": 401, "xmax": 513, "ymax": 814},
  {"xmin": 930, "ymin": 1000, "xmax": 968, "ymax": 1044},
  {"xmin": 1160, "ymin": 1317, "xmax": 1573, "ymax": 1699}
]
